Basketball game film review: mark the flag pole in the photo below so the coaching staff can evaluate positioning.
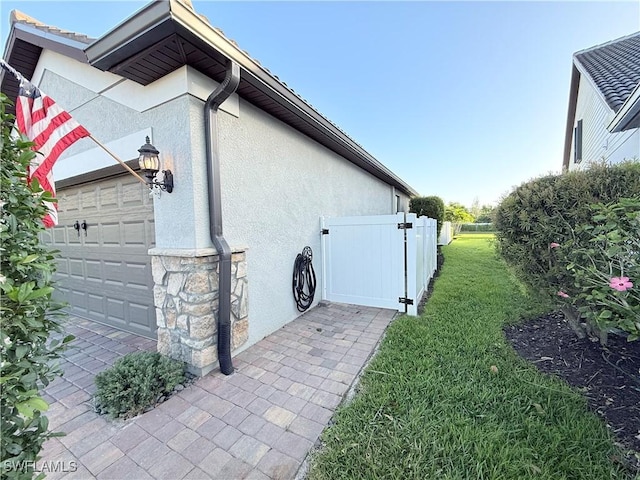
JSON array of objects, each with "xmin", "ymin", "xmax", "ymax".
[
  {"xmin": 2, "ymin": 58, "xmax": 148, "ymax": 187},
  {"xmin": 88, "ymin": 135, "xmax": 148, "ymax": 185}
]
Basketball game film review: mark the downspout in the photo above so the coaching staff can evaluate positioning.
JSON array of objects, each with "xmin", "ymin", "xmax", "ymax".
[{"xmin": 204, "ymin": 60, "xmax": 240, "ymax": 375}]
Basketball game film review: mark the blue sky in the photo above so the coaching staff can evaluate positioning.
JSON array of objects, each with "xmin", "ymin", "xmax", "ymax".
[{"xmin": 1, "ymin": 1, "xmax": 639, "ymax": 208}]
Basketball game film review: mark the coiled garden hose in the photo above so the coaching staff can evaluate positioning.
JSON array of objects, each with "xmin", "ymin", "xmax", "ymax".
[{"xmin": 293, "ymin": 246, "xmax": 316, "ymax": 312}]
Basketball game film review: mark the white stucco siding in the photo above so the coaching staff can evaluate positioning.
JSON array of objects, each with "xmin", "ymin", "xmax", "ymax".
[
  {"xmin": 213, "ymin": 97, "xmax": 402, "ymax": 348},
  {"xmin": 569, "ymin": 74, "xmax": 640, "ymax": 171},
  {"xmin": 36, "ymin": 68, "xmax": 212, "ymax": 250}
]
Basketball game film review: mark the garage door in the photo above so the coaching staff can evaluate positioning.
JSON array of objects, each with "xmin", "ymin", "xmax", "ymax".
[{"xmin": 41, "ymin": 174, "xmax": 157, "ymax": 338}]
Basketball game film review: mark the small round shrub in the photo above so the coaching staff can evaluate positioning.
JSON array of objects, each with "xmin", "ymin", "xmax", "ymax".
[
  {"xmin": 410, "ymin": 196, "xmax": 445, "ymax": 237},
  {"xmin": 94, "ymin": 351, "xmax": 186, "ymax": 418}
]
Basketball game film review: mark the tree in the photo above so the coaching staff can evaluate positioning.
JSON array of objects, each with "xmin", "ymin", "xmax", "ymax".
[
  {"xmin": 0, "ymin": 93, "xmax": 72, "ymax": 480},
  {"xmin": 409, "ymin": 196, "xmax": 445, "ymax": 237},
  {"xmin": 475, "ymin": 205, "xmax": 495, "ymax": 223},
  {"xmin": 444, "ymin": 202, "xmax": 474, "ymax": 234},
  {"xmin": 444, "ymin": 202, "xmax": 474, "ymax": 223}
]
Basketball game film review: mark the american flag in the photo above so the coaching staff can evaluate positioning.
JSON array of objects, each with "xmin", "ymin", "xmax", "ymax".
[{"xmin": 15, "ymin": 82, "xmax": 90, "ymax": 227}]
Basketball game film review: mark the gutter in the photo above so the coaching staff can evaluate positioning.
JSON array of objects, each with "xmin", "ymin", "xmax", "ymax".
[{"xmin": 204, "ymin": 60, "xmax": 240, "ymax": 375}]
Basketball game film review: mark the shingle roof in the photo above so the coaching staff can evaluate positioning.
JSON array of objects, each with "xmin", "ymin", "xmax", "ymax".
[{"xmin": 574, "ymin": 32, "xmax": 640, "ymax": 113}]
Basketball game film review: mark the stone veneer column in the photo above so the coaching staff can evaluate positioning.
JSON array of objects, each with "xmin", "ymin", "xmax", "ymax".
[{"xmin": 150, "ymin": 248, "xmax": 248, "ymax": 376}]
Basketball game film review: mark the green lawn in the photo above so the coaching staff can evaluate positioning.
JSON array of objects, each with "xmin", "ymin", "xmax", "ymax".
[{"xmin": 308, "ymin": 234, "xmax": 631, "ymax": 480}]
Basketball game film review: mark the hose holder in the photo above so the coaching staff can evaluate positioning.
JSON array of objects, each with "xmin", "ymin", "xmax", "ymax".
[{"xmin": 292, "ymin": 246, "xmax": 316, "ymax": 312}]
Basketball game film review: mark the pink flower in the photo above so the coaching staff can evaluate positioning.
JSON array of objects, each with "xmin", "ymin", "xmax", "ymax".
[
  {"xmin": 609, "ymin": 277, "xmax": 633, "ymax": 292},
  {"xmin": 557, "ymin": 291, "xmax": 569, "ymax": 298},
  {"xmin": 550, "ymin": 242, "xmax": 560, "ymax": 249}
]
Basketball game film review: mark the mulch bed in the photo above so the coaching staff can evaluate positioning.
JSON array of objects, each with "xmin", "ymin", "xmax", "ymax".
[{"xmin": 505, "ymin": 312, "xmax": 640, "ymax": 467}]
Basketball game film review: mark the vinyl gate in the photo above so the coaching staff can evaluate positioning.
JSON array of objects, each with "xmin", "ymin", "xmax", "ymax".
[{"xmin": 321, "ymin": 213, "xmax": 437, "ymax": 315}]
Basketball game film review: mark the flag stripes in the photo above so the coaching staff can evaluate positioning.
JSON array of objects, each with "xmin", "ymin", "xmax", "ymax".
[{"xmin": 16, "ymin": 89, "xmax": 90, "ymax": 227}]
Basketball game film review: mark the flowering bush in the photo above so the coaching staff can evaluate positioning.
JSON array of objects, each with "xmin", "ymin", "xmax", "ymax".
[
  {"xmin": 552, "ymin": 198, "xmax": 639, "ymax": 341},
  {"xmin": 0, "ymin": 94, "xmax": 72, "ymax": 479}
]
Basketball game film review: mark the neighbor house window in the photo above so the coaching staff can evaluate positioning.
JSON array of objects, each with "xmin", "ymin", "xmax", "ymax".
[
  {"xmin": 396, "ymin": 195, "xmax": 401, "ymax": 213},
  {"xmin": 574, "ymin": 119, "xmax": 583, "ymax": 163}
]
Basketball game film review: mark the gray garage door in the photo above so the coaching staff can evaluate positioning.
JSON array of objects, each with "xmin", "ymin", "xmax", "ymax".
[{"xmin": 41, "ymin": 174, "xmax": 157, "ymax": 338}]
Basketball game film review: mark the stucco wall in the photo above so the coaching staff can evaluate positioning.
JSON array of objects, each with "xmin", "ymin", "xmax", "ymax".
[
  {"xmin": 189, "ymin": 96, "xmax": 405, "ymax": 349},
  {"xmin": 37, "ymin": 69, "xmax": 208, "ymax": 250},
  {"xmin": 569, "ymin": 74, "xmax": 640, "ymax": 171},
  {"xmin": 37, "ymin": 58, "xmax": 412, "ymax": 354}
]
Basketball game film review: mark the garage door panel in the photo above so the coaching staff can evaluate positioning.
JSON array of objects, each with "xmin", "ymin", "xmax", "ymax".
[
  {"xmin": 101, "ymin": 222, "xmax": 121, "ymax": 245},
  {"xmin": 68, "ymin": 231, "xmax": 82, "ymax": 245},
  {"xmin": 122, "ymin": 182, "xmax": 149, "ymax": 207},
  {"xmin": 81, "ymin": 189, "xmax": 98, "ymax": 212},
  {"xmin": 59, "ymin": 192, "xmax": 80, "ymax": 214},
  {"xmin": 107, "ymin": 298, "xmax": 125, "ymax": 322},
  {"xmin": 126, "ymin": 262, "xmax": 152, "ymax": 290},
  {"xmin": 123, "ymin": 221, "xmax": 147, "ymax": 246},
  {"xmin": 51, "ymin": 174, "xmax": 156, "ymax": 339},
  {"xmin": 68, "ymin": 289, "xmax": 87, "ymax": 311},
  {"xmin": 100, "ymin": 185, "xmax": 119, "ymax": 208},
  {"xmin": 68, "ymin": 258, "xmax": 84, "ymax": 279},
  {"xmin": 129, "ymin": 302, "xmax": 153, "ymax": 326},
  {"xmin": 84, "ymin": 227, "xmax": 99, "ymax": 245},
  {"xmin": 52, "ymin": 227, "xmax": 65, "ymax": 244},
  {"xmin": 88, "ymin": 294, "xmax": 106, "ymax": 318},
  {"xmin": 85, "ymin": 259, "xmax": 102, "ymax": 281}
]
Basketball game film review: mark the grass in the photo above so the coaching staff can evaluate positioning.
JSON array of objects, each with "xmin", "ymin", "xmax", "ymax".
[{"xmin": 308, "ymin": 234, "xmax": 631, "ymax": 480}]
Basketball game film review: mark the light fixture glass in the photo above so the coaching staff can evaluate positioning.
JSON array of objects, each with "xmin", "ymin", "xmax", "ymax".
[{"xmin": 137, "ymin": 136, "xmax": 173, "ymax": 193}]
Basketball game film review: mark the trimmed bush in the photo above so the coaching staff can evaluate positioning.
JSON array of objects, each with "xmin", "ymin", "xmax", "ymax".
[
  {"xmin": 494, "ymin": 161, "xmax": 640, "ymax": 338},
  {"xmin": 94, "ymin": 351, "xmax": 186, "ymax": 418},
  {"xmin": 410, "ymin": 196, "xmax": 445, "ymax": 236},
  {"xmin": 460, "ymin": 223, "xmax": 494, "ymax": 232},
  {"xmin": 495, "ymin": 162, "xmax": 640, "ymax": 292},
  {"xmin": 1, "ymin": 93, "xmax": 72, "ymax": 480}
]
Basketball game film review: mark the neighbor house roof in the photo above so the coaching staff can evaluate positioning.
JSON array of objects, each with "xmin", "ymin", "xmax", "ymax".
[
  {"xmin": 574, "ymin": 32, "xmax": 640, "ymax": 113},
  {"xmin": 562, "ymin": 31, "xmax": 640, "ymax": 171},
  {"xmin": 1, "ymin": 1, "xmax": 418, "ymax": 196}
]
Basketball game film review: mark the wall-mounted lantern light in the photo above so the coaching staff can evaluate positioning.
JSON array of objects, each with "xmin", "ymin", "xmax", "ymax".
[{"xmin": 138, "ymin": 136, "xmax": 173, "ymax": 193}]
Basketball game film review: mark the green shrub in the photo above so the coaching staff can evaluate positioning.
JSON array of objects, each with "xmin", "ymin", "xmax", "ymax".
[
  {"xmin": 94, "ymin": 351, "xmax": 186, "ymax": 418},
  {"xmin": 554, "ymin": 198, "xmax": 639, "ymax": 340},
  {"xmin": 494, "ymin": 161, "xmax": 640, "ymax": 294},
  {"xmin": 410, "ymin": 196, "xmax": 444, "ymax": 236},
  {"xmin": 0, "ymin": 94, "xmax": 72, "ymax": 480},
  {"xmin": 460, "ymin": 223, "xmax": 494, "ymax": 232}
]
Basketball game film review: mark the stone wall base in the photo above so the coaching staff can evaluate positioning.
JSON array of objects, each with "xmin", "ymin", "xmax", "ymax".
[{"xmin": 151, "ymin": 248, "xmax": 248, "ymax": 376}]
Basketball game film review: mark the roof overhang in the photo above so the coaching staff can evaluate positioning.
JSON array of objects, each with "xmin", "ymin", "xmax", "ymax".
[
  {"xmin": 608, "ymin": 82, "xmax": 640, "ymax": 133},
  {"xmin": 562, "ymin": 65, "xmax": 580, "ymax": 172},
  {"xmin": 1, "ymin": 17, "xmax": 89, "ymax": 115},
  {"xmin": 85, "ymin": 0, "xmax": 418, "ymax": 196}
]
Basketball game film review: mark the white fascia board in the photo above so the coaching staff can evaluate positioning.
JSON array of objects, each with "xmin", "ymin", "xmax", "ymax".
[
  {"xmin": 608, "ymin": 83, "xmax": 640, "ymax": 133},
  {"xmin": 54, "ymin": 128, "xmax": 151, "ymax": 180},
  {"xmin": 33, "ymin": 50, "xmax": 238, "ymax": 116}
]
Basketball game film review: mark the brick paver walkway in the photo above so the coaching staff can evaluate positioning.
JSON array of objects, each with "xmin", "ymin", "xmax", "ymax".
[{"xmin": 37, "ymin": 302, "xmax": 396, "ymax": 479}]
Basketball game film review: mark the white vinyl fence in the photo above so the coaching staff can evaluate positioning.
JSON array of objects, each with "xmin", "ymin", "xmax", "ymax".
[
  {"xmin": 438, "ymin": 221, "xmax": 453, "ymax": 245},
  {"xmin": 321, "ymin": 213, "xmax": 438, "ymax": 315}
]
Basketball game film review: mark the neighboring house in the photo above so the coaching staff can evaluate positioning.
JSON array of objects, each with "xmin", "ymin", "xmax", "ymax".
[
  {"xmin": 562, "ymin": 31, "xmax": 640, "ymax": 172},
  {"xmin": 1, "ymin": 1, "xmax": 417, "ymax": 375}
]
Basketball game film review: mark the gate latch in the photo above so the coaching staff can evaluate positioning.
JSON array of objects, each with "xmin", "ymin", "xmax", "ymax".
[
  {"xmin": 399, "ymin": 297, "xmax": 414, "ymax": 305},
  {"xmin": 397, "ymin": 222, "xmax": 413, "ymax": 230}
]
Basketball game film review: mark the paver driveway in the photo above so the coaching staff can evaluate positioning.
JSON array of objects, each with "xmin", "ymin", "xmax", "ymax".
[{"xmin": 36, "ymin": 302, "xmax": 396, "ymax": 479}]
